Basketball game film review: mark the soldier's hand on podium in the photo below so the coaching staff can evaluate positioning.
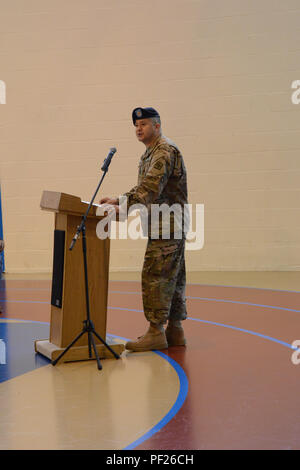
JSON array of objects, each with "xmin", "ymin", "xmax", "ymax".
[
  {"xmin": 97, "ymin": 199, "xmax": 120, "ymax": 218},
  {"xmin": 0, "ymin": 240, "xmax": 4, "ymax": 252},
  {"xmin": 99, "ymin": 197, "xmax": 118, "ymax": 205}
]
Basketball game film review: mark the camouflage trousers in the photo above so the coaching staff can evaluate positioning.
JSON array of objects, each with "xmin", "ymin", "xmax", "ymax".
[{"xmin": 142, "ymin": 238, "xmax": 187, "ymax": 325}]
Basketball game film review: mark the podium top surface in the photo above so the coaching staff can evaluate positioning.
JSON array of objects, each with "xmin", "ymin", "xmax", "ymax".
[{"xmin": 40, "ymin": 191, "xmax": 101, "ymax": 218}]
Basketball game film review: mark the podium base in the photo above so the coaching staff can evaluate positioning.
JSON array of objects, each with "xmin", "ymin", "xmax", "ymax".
[{"xmin": 35, "ymin": 339, "xmax": 125, "ymax": 363}]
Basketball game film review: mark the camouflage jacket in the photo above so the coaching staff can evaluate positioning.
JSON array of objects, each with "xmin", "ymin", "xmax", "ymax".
[{"xmin": 123, "ymin": 135, "xmax": 188, "ymax": 238}]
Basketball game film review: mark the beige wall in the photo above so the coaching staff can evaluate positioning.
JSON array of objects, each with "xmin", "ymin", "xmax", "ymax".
[{"xmin": 0, "ymin": 0, "xmax": 300, "ymax": 273}]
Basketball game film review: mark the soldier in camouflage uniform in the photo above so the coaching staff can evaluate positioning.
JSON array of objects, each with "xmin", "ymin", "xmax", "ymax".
[{"xmin": 100, "ymin": 107, "xmax": 188, "ymax": 351}]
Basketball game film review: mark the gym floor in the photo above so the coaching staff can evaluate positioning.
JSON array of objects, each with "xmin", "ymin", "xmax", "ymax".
[{"xmin": 0, "ymin": 271, "xmax": 300, "ymax": 450}]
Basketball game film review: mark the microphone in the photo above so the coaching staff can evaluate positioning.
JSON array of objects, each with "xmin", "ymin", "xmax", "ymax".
[
  {"xmin": 101, "ymin": 147, "xmax": 117, "ymax": 172},
  {"xmin": 69, "ymin": 230, "xmax": 80, "ymax": 251}
]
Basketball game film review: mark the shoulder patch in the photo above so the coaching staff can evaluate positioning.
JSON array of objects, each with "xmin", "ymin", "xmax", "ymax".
[{"xmin": 153, "ymin": 161, "xmax": 163, "ymax": 170}]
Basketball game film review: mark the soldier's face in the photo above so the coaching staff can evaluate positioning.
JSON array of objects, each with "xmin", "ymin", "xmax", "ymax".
[{"xmin": 135, "ymin": 119, "xmax": 160, "ymax": 146}]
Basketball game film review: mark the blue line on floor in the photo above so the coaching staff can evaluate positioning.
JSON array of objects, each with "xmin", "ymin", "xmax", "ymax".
[{"xmin": 108, "ymin": 333, "xmax": 188, "ymax": 451}]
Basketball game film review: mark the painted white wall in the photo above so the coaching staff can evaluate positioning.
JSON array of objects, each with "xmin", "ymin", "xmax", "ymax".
[{"xmin": 0, "ymin": 0, "xmax": 299, "ymax": 272}]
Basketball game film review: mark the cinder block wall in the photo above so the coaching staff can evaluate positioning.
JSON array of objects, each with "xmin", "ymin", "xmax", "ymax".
[{"xmin": 0, "ymin": 0, "xmax": 299, "ymax": 273}]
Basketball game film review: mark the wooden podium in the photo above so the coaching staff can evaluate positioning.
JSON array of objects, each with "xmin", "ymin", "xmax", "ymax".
[{"xmin": 35, "ymin": 191, "xmax": 125, "ymax": 363}]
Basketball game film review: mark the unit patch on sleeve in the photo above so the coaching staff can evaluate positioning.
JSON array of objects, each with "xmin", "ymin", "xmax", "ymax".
[{"xmin": 153, "ymin": 161, "xmax": 163, "ymax": 170}]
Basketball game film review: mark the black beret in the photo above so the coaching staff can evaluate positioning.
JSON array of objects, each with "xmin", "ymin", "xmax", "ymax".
[{"xmin": 132, "ymin": 107, "xmax": 160, "ymax": 124}]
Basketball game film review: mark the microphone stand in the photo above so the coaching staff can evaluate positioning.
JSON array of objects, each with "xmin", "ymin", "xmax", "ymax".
[{"xmin": 52, "ymin": 148, "xmax": 120, "ymax": 371}]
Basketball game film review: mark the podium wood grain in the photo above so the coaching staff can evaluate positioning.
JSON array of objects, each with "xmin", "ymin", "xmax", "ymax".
[{"xmin": 50, "ymin": 211, "xmax": 110, "ymax": 347}]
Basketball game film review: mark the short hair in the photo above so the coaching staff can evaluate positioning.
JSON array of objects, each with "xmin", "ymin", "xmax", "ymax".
[{"xmin": 151, "ymin": 116, "xmax": 162, "ymax": 133}]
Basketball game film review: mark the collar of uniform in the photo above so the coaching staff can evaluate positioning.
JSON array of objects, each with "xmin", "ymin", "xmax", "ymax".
[{"xmin": 142, "ymin": 135, "xmax": 164, "ymax": 160}]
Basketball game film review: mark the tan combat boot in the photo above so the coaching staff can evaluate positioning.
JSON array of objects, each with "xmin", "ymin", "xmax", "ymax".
[
  {"xmin": 165, "ymin": 321, "xmax": 186, "ymax": 346},
  {"xmin": 125, "ymin": 323, "xmax": 168, "ymax": 352}
]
